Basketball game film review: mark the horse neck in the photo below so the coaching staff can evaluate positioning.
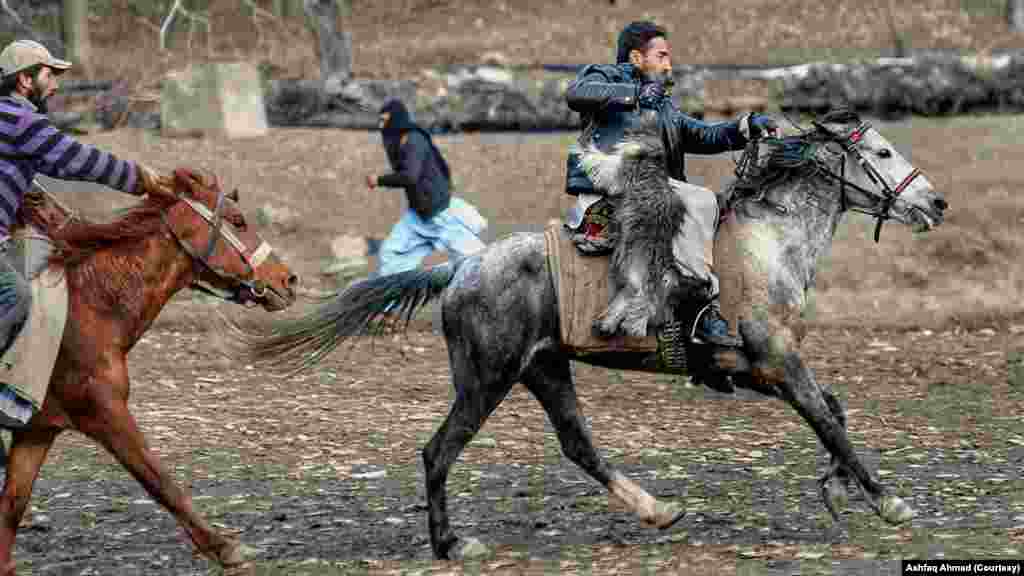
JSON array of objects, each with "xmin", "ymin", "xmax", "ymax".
[
  {"xmin": 759, "ymin": 172, "xmax": 846, "ymax": 289},
  {"xmin": 69, "ymin": 232, "xmax": 196, "ymax": 345}
]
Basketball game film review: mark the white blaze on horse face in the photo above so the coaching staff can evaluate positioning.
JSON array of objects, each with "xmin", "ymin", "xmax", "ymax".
[{"xmin": 856, "ymin": 127, "xmax": 940, "ymax": 230}]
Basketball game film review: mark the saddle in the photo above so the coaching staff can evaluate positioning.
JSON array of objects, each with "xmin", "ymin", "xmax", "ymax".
[{"xmin": 0, "ymin": 192, "xmax": 70, "ymax": 415}]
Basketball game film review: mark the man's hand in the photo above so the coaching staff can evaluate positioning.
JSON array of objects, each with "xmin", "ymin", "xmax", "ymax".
[
  {"xmin": 366, "ymin": 174, "xmax": 378, "ymax": 189},
  {"xmin": 134, "ymin": 163, "xmax": 177, "ymax": 199},
  {"xmin": 637, "ymin": 81, "xmax": 668, "ymax": 110},
  {"xmin": 748, "ymin": 114, "xmax": 780, "ymax": 139}
]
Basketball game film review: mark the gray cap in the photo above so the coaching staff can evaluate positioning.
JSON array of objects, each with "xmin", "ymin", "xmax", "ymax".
[{"xmin": 0, "ymin": 40, "xmax": 71, "ymax": 78}]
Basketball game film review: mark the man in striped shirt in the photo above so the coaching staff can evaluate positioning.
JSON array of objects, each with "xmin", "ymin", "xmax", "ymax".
[{"xmin": 0, "ymin": 40, "xmax": 172, "ymax": 430}]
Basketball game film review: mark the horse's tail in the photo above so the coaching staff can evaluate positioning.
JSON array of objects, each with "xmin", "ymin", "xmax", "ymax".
[{"xmin": 221, "ymin": 260, "xmax": 461, "ymax": 373}]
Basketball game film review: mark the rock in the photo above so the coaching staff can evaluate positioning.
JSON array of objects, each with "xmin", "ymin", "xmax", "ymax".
[
  {"xmin": 265, "ymin": 78, "xmax": 416, "ymax": 128},
  {"xmin": 473, "ymin": 437, "xmax": 498, "ymax": 448},
  {"xmin": 162, "ymin": 62, "xmax": 268, "ymax": 139},
  {"xmin": 323, "ymin": 235, "xmax": 370, "ymax": 283},
  {"xmin": 474, "ymin": 66, "xmax": 515, "ymax": 86},
  {"xmin": 455, "ymin": 537, "xmax": 490, "ymax": 560},
  {"xmin": 256, "ymin": 203, "xmax": 299, "ymax": 231},
  {"xmin": 330, "ymin": 235, "xmax": 368, "ymax": 261},
  {"xmin": 480, "ymin": 51, "xmax": 510, "ymax": 68},
  {"xmin": 265, "ymin": 51, "xmax": 1024, "ymax": 133}
]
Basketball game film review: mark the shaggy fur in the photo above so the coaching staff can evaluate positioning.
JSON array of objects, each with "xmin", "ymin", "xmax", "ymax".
[{"xmin": 573, "ymin": 131, "xmax": 692, "ymax": 338}]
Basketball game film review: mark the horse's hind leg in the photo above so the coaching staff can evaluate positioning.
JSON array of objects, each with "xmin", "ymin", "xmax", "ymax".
[
  {"xmin": 73, "ymin": 386, "xmax": 251, "ymax": 573},
  {"xmin": 422, "ymin": 339, "xmax": 516, "ymax": 560},
  {"xmin": 0, "ymin": 426, "xmax": 59, "ymax": 575},
  {"xmin": 521, "ymin": 352, "xmax": 684, "ymax": 529}
]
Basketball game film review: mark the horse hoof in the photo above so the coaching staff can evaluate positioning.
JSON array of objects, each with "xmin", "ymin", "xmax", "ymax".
[
  {"xmin": 879, "ymin": 495, "xmax": 915, "ymax": 525},
  {"xmin": 645, "ymin": 500, "xmax": 685, "ymax": 530},
  {"xmin": 451, "ymin": 537, "xmax": 490, "ymax": 560},
  {"xmin": 210, "ymin": 539, "xmax": 257, "ymax": 571}
]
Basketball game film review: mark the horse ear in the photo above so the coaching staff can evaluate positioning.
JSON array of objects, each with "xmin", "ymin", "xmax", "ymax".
[
  {"xmin": 172, "ymin": 168, "xmax": 206, "ymax": 196},
  {"xmin": 227, "ymin": 188, "xmax": 239, "ymax": 202},
  {"xmin": 172, "ymin": 168, "xmax": 191, "ymax": 194}
]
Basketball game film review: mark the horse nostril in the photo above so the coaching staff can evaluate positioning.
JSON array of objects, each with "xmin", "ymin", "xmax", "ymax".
[{"xmin": 287, "ymin": 274, "xmax": 300, "ymax": 288}]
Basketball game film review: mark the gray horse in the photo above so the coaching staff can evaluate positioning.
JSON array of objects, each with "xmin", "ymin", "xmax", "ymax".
[{"xmin": 230, "ymin": 109, "xmax": 947, "ymax": 559}]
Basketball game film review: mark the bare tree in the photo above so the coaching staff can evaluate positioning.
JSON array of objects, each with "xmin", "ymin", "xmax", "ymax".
[
  {"xmin": 1, "ymin": 0, "xmax": 64, "ymax": 54},
  {"xmin": 62, "ymin": 0, "xmax": 90, "ymax": 74},
  {"xmin": 273, "ymin": 0, "xmax": 305, "ymax": 19},
  {"xmin": 1011, "ymin": 0, "xmax": 1024, "ymax": 33},
  {"xmin": 304, "ymin": 0, "xmax": 351, "ymax": 82}
]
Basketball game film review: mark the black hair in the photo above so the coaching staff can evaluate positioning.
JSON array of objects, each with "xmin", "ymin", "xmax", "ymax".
[
  {"xmin": 616, "ymin": 21, "xmax": 667, "ymax": 64},
  {"xmin": 0, "ymin": 65, "xmax": 42, "ymax": 97}
]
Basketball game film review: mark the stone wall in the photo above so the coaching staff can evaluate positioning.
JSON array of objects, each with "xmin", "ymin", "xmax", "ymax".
[
  {"xmin": 55, "ymin": 51, "xmax": 1024, "ymax": 134},
  {"xmin": 265, "ymin": 52, "xmax": 1024, "ymax": 131}
]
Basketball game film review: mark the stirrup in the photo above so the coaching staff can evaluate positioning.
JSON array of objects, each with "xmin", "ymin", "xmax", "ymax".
[{"xmin": 690, "ymin": 302, "xmax": 742, "ymax": 348}]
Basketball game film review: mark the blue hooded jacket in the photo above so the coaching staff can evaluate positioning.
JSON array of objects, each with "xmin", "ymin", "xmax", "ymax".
[{"xmin": 377, "ymin": 99, "xmax": 451, "ymax": 219}]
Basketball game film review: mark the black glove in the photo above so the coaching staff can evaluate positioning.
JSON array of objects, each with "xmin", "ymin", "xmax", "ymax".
[
  {"xmin": 748, "ymin": 114, "xmax": 779, "ymax": 139},
  {"xmin": 637, "ymin": 81, "xmax": 668, "ymax": 110}
]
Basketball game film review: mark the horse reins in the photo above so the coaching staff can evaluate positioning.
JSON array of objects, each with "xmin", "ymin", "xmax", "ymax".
[
  {"xmin": 162, "ymin": 187, "xmax": 275, "ymax": 305},
  {"xmin": 813, "ymin": 120, "xmax": 922, "ymax": 242}
]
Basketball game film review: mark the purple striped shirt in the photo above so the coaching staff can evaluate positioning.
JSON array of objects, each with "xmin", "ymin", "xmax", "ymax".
[{"xmin": 0, "ymin": 95, "xmax": 138, "ymax": 238}]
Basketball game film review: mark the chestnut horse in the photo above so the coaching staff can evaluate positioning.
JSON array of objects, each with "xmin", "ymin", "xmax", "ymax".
[{"xmin": 0, "ymin": 169, "xmax": 298, "ymax": 575}]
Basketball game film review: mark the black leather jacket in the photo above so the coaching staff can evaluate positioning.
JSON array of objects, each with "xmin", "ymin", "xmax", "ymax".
[{"xmin": 565, "ymin": 63, "xmax": 749, "ymax": 195}]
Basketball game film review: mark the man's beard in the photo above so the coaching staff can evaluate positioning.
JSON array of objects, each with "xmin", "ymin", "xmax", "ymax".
[
  {"xmin": 641, "ymin": 69, "xmax": 673, "ymax": 89},
  {"xmin": 27, "ymin": 79, "xmax": 48, "ymax": 114}
]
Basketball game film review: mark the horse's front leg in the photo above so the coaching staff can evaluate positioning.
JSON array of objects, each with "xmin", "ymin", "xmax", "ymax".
[
  {"xmin": 740, "ymin": 319, "xmax": 914, "ymax": 525},
  {"xmin": 72, "ymin": 367, "xmax": 252, "ymax": 573},
  {"xmin": 0, "ymin": 426, "xmax": 60, "ymax": 575}
]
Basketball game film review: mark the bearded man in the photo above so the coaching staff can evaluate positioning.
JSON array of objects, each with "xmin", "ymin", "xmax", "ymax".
[{"xmin": 563, "ymin": 20, "xmax": 778, "ymax": 345}]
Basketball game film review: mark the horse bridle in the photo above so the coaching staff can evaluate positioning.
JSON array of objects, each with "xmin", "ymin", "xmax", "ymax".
[
  {"xmin": 812, "ymin": 120, "xmax": 923, "ymax": 242},
  {"xmin": 162, "ymin": 187, "xmax": 275, "ymax": 306}
]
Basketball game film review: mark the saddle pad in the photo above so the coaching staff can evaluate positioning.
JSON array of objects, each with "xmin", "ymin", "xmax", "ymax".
[
  {"xmin": 544, "ymin": 221, "xmax": 657, "ymax": 354},
  {"xmin": 0, "ymin": 230, "xmax": 67, "ymax": 411}
]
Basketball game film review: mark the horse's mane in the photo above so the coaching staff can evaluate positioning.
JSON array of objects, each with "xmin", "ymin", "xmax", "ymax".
[
  {"xmin": 733, "ymin": 107, "xmax": 861, "ymax": 193},
  {"xmin": 18, "ymin": 168, "xmax": 212, "ymax": 269}
]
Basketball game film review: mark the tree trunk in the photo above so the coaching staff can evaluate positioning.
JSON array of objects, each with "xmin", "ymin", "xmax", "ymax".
[
  {"xmin": 273, "ymin": 0, "xmax": 305, "ymax": 20},
  {"xmin": 61, "ymin": 0, "xmax": 90, "ymax": 74},
  {"xmin": 303, "ymin": 0, "xmax": 352, "ymax": 82},
  {"xmin": 1010, "ymin": 0, "xmax": 1024, "ymax": 33}
]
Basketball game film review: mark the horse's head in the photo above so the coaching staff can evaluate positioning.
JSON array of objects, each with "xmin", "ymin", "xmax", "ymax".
[
  {"xmin": 813, "ymin": 109, "xmax": 947, "ymax": 238},
  {"xmin": 165, "ymin": 169, "xmax": 298, "ymax": 311}
]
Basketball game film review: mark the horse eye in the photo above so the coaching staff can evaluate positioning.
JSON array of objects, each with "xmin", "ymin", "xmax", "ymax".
[
  {"xmin": 228, "ymin": 212, "xmax": 247, "ymax": 230},
  {"xmin": 876, "ymin": 148, "xmax": 892, "ymax": 159}
]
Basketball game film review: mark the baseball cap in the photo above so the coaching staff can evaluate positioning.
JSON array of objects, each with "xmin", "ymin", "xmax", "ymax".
[{"xmin": 0, "ymin": 40, "xmax": 72, "ymax": 78}]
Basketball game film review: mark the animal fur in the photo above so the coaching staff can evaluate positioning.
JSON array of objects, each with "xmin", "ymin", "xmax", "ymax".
[{"xmin": 572, "ymin": 130, "xmax": 694, "ymax": 338}]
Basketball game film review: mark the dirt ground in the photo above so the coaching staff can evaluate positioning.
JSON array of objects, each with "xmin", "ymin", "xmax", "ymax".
[
  {"xmin": 7, "ymin": 110, "xmax": 1022, "ymax": 574},
  {"xmin": 12, "ymin": 324, "xmax": 1021, "ymax": 575}
]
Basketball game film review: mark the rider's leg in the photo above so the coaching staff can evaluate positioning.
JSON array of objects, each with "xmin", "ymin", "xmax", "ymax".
[
  {"xmin": 432, "ymin": 198, "xmax": 487, "ymax": 259},
  {"xmin": 0, "ymin": 249, "xmax": 32, "ymax": 432},
  {"xmin": 376, "ymin": 209, "xmax": 435, "ymax": 278},
  {"xmin": 668, "ymin": 179, "xmax": 739, "ymax": 347}
]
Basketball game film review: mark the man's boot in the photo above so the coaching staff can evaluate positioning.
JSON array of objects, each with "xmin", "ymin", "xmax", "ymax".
[
  {"xmin": 674, "ymin": 276, "xmax": 741, "ymax": 348},
  {"xmin": 692, "ymin": 300, "xmax": 742, "ymax": 348}
]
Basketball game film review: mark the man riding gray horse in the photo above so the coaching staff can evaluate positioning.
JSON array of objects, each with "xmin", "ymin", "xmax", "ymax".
[{"xmin": 563, "ymin": 21, "xmax": 778, "ymax": 345}]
